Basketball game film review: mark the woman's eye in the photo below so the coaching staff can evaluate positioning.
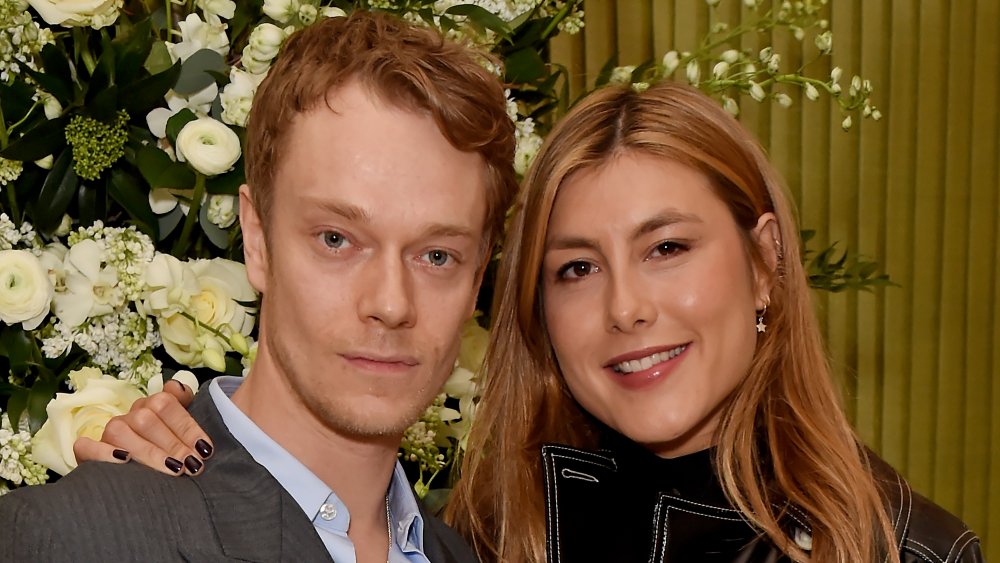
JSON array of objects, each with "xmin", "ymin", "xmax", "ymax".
[
  {"xmin": 423, "ymin": 249, "xmax": 452, "ymax": 267},
  {"xmin": 650, "ymin": 241, "xmax": 686, "ymax": 258},
  {"xmin": 558, "ymin": 261, "xmax": 597, "ymax": 280},
  {"xmin": 322, "ymin": 231, "xmax": 348, "ymax": 249}
]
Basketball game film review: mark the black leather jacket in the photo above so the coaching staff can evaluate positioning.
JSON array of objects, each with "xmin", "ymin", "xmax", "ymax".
[{"xmin": 540, "ymin": 438, "xmax": 984, "ymax": 562}]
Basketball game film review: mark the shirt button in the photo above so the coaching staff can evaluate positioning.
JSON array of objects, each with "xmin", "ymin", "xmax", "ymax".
[{"xmin": 319, "ymin": 503, "xmax": 337, "ymax": 521}]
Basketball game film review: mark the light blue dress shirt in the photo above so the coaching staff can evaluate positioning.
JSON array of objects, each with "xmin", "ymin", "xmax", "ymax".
[{"xmin": 210, "ymin": 376, "xmax": 430, "ymax": 563}]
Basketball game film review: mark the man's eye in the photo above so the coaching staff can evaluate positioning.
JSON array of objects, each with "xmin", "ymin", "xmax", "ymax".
[
  {"xmin": 558, "ymin": 261, "xmax": 596, "ymax": 280},
  {"xmin": 423, "ymin": 250, "xmax": 451, "ymax": 267},
  {"xmin": 322, "ymin": 231, "xmax": 347, "ymax": 249}
]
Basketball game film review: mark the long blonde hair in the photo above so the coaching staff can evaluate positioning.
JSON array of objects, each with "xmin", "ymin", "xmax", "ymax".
[{"xmin": 446, "ymin": 82, "xmax": 898, "ymax": 563}]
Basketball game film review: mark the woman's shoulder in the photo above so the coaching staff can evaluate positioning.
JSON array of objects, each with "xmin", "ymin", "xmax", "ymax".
[{"xmin": 867, "ymin": 452, "xmax": 985, "ymax": 562}]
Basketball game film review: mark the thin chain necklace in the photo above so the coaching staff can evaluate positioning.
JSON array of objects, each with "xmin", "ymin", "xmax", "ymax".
[{"xmin": 385, "ymin": 493, "xmax": 392, "ymax": 563}]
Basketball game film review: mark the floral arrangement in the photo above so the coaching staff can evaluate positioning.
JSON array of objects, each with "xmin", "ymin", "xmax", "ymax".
[{"xmin": 0, "ymin": 0, "xmax": 885, "ymax": 499}]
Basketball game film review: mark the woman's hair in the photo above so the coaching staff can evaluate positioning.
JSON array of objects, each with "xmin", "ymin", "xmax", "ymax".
[{"xmin": 446, "ymin": 81, "xmax": 898, "ymax": 563}]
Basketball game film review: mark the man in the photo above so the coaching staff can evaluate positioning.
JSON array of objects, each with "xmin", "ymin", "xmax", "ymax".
[{"xmin": 0, "ymin": 11, "xmax": 516, "ymax": 562}]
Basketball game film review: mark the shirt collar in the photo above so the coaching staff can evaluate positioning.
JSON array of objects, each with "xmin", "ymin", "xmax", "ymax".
[{"xmin": 209, "ymin": 376, "xmax": 425, "ymax": 552}]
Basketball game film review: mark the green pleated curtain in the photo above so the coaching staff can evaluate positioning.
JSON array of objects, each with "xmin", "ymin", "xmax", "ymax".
[{"xmin": 550, "ymin": 0, "xmax": 1000, "ymax": 555}]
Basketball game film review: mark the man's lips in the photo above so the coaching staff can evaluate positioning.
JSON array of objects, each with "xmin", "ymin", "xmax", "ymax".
[{"xmin": 340, "ymin": 352, "xmax": 419, "ymax": 372}]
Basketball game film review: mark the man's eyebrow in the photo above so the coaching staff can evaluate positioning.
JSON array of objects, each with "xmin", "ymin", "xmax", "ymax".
[
  {"xmin": 546, "ymin": 209, "xmax": 702, "ymax": 252},
  {"xmin": 423, "ymin": 223, "xmax": 477, "ymax": 240},
  {"xmin": 302, "ymin": 198, "xmax": 372, "ymax": 223}
]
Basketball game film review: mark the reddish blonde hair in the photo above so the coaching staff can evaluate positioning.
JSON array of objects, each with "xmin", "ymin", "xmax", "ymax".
[
  {"xmin": 447, "ymin": 82, "xmax": 898, "ymax": 563},
  {"xmin": 244, "ymin": 11, "xmax": 518, "ymax": 247}
]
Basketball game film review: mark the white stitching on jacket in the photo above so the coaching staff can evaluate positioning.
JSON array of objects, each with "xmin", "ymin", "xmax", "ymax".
[
  {"xmin": 906, "ymin": 538, "xmax": 945, "ymax": 563},
  {"xmin": 945, "ymin": 530, "xmax": 976, "ymax": 562}
]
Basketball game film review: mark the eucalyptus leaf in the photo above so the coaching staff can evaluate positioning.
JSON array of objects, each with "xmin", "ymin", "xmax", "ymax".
[
  {"xmin": 199, "ymin": 198, "xmax": 233, "ymax": 249},
  {"xmin": 174, "ymin": 49, "xmax": 227, "ymax": 96},
  {"xmin": 157, "ymin": 205, "xmax": 185, "ymax": 241}
]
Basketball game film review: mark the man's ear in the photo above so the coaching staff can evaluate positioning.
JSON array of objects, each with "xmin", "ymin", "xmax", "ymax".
[
  {"xmin": 750, "ymin": 212, "xmax": 781, "ymax": 309},
  {"xmin": 239, "ymin": 185, "xmax": 269, "ymax": 294}
]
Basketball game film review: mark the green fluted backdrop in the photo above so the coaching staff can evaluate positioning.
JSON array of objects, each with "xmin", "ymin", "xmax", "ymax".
[{"xmin": 550, "ymin": 0, "xmax": 999, "ymax": 555}]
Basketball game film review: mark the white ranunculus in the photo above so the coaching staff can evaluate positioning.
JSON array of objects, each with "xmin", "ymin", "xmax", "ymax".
[
  {"xmin": 27, "ymin": 0, "xmax": 122, "ymax": 29},
  {"xmin": 168, "ymin": 13, "xmax": 229, "ymax": 62},
  {"xmin": 0, "ymin": 250, "xmax": 53, "ymax": 330},
  {"xmin": 52, "ymin": 239, "xmax": 122, "ymax": 327},
  {"xmin": 31, "ymin": 367, "xmax": 144, "ymax": 475},
  {"xmin": 175, "ymin": 118, "xmax": 241, "ymax": 177}
]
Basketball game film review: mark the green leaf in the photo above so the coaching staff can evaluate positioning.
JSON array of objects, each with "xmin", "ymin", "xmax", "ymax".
[
  {"xmin": 445, "ymin": 4, "xmax": 512, "ymax": 36},
  {"xmin": 40, "ymin": 43, "xmax": 73, "ymax": 86},
  {"xmin": 134, "ymin": 143, "xmax": 196, "ymax": 189},
  {"xmin": 77, "ymin": 178, "xmax": 108, "ymax": 227},
  {"xmin": 205, "ymin": 161, "xmax": 244, "ymax": 195},
  {"xmin": 594, "ymin": 53, "xmax": 620, "ymax": 88},
  {"xmin": 422, "ymin": 488, "xmax": 452, "ymax": 515},
  {"xmin": 0, "ymin": 115, "xmax": 70, "ymax": 161},
  {"xmin": 0, "ymin": 327, "xmax": 36, "ymax": 371},
  {"xmin": 113, "ymin": 19, "xmax": 155, "ymax": 85},
  {"xmin": 33, "ymin": 148, "xmax": 78, "ymax": 234},
  {"xmin": 27, "ymin": 378, "xmax": 61, "ymax": 434},
  {"xmin": 87, "ymin": 84, "xmax": 120, "ymax": 121},
  {"xmin": 144, "ymin": 41, "xmax": 173, "ymax": 75},
  {"xmin": 0, "ymin": 81, "xmax": 38, "ymax": 126},
  {"xmin": 109, "ymin": 168, "xmax": 157, "ymax": 237},
  {"xmin": 173, "ymin": 49, "xmax": 228, "ymax": 96},
  {"xmin": 166, "ymin": 108, "xmax": 198, "ymax": 144},
  {"xmin": 122, "ymin": 60, "xmax": 182, "ymax": 116},
  {"xmin": 6, "ymin": 388, "xmax": 28, "ymax": 431},
  {"xmin": 504, "ymin": 48, "xmax": 547, "ymax": 84}
]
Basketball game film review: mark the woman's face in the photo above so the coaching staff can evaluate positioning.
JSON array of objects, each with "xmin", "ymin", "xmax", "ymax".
[{"xmin": 541, "ymin": 152, "xmax": 775, "ymax": 457}]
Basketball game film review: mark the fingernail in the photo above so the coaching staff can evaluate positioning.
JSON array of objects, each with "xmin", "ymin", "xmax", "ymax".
[
  {"xmin": 195, "ymin": 439, "xmax": 213, "ymax": 458},
  {"xmin": 165, "ymin": 457, "xmax": 183, "ymax": 474},
  {"xmin": 112, "ymin": 449, "xmax": 129, "ymax": 461},
  {"xmin": 184, "ymin": 455, "xmax": 203, "ymax": 475},
  {"xmin": 170, "ymin": 379, "xmax": 190, "ymax": 393}
]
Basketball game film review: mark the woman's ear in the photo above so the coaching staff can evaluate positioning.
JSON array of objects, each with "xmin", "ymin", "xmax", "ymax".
[{"xmin": 751, "ymin": 212, "xmax": 781, "ymax": 308}]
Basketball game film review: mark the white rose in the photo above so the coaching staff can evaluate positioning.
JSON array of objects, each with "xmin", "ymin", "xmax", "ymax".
[
  {"xmin": 175, "ymin": 117, "xmax": 242, "ymax": 177},
  {"xmin": 0, "ymin": 249, "xmax": 53, "ymax": 330},
  {"xmin": 31, "ymin": 367, "xmax": 145, "ymax": 475},
  {"xmin": 27, "ymin": 0, "xmax": 122, "ymax": 29}
]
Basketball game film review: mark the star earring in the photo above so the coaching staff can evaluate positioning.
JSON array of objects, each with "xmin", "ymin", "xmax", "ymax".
[{"xmin": 756, "ymin": 296, "xmax": 770, "ymax": 334}]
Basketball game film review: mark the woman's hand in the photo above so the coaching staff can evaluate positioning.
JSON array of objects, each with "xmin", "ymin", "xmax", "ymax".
[{"xmin": 72, "ymin": 380, "xmax": 214, "ymax": 476}]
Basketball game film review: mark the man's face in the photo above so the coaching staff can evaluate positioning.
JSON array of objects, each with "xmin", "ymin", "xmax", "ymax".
[{"xmin": 242, "ymin": 82, "xmax": 487, "ymax": 438}]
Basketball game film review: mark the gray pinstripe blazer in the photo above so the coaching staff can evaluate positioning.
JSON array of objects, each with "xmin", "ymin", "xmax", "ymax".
[{"xmin": 0, "ymin": 391, "xmax": 478, "ymax": 563}]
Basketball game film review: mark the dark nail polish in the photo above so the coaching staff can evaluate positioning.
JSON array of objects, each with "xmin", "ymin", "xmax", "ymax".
[
  {"xmin": 195, "ymin": 439, "xmax": 213, "ymax": 458},
  {"xmin": 165, "ymin": 457, "xmax": 183, "ymax": 474},
  {"xmin": 112, "ymin": 449, "xmax": 129, "ymax": 461},
  {"xmin": 184, "ymin": 455, "xmax": 203, "ymax": 475}
]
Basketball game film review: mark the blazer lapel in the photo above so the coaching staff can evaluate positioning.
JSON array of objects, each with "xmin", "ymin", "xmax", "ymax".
[{"xmin": 187, "ymin": 390, "xmax": 333, "ymax": 563}]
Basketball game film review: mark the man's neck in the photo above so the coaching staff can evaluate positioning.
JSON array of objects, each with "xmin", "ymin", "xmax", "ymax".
[{"xmin": 230, "ymin": 354, "xmax": 401, "ymax": 533}]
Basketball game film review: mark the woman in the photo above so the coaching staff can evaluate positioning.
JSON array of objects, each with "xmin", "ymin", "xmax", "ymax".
[{"xmin": 81, "ymin": 82, "xmax": 982, "ymax": 562}]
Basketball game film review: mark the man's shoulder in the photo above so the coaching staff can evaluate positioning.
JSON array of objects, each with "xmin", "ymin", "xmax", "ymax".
[
  {"xmin": 422, "ymin": 509, "xmax": 480, "ymax": 563},
  {"xmin": 0, "ymin": 462, "xmax": 213, "ymax": 560}
]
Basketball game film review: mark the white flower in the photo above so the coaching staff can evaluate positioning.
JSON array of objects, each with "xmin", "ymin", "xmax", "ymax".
[
  {"xmin": 712, "ymin": 61, "xmax": 729, "ymax": 78},
  {"xmin": 27, "ymin": 0, "xmax": 123, "ymax": 29},
  {"xmin": 0, "ymin": 158, "xmax": 21, "ymax": 187},
  {"xmin": 661, "ymin": 50, "xmax": 680, "ymax": 75},
  {"xmin": 830, "ymin": 66, "xmax": 842, "ymax": 83},
  {"xmin": 609, "ymin": 65, "xmax": 635, "ymax": 85},
  {"xmin": 841, "ymin": 115, "xmax": 853, "ymax": 131},
  {"xmin": 297, "ymin": 4, "xmax": 317, "ymax": 25},
  {"xmin": 31, "ymin": 367, "xmax": 145, "ymax": 476},
  {"xmin": 34, "ymin": 155, "xmax": 54, "ymax": 170},
  {"xmin": 805, "ymin": 83, "xmax": 820, "ymax": 101},
  {"xmin": 207, "ymin": 194, "xmax": 238, "ymax": 228},
  {"xmin": 749, "ymin": 81, "xmax": 766, "ymax": 102},
  {"xmin": 175, "ymin": 117, "xmax": 242, "ymax": 176},
  {"xmin": 0, "ymin": 412, "xmax": 48, "ymax": 487},
  {"xmin": 775, "ymin": 93, "xmax": 793, "ymax": 108},
  {"xmin": 722, "ymin": 96, "xmax": 739, "ymax": 116},
  {"xmin": 815, "ymin": 30, "xmax": 833, "ymax": 54},
  {"xmin": 167, "ymin": 13, "xmax": 229, "ymax": 62},
  {"xmin": 720, "ymin": 49, "xmax": 739, "ymax": 64},
  {"xmin": 319, "ymin": 6, "xmax": 346, "ymax": 18},
  {"xmin": 0, "ymin": 249, "xmax": 53, "ymax": 330},
  {"xmin": 145, "ymin": 82, "xmax": 219, "ymax": 139},
  {"xmin": 220, "ymin": 68, "xmax": 266, "ymax": 127},
  {"xmin": 685, "ymin": 60, "xmax": 700, "ymax": 84},
  {"xmin": 55, "ymin": 214, "xmax": 72, "ymax": 237},
  {"xmin": 241, "ymin": 23, "xmax": 289, "ymax": 74},
  {"xmin": 197, "ymin": 0, "xmax": 235, "ymax": 19},
  {"xmin": 767, "ymin": 53, "xmax": 781, "ymax": 74},
  {"xmin": 262, "ymin": 0, "xmax": 299, "ymax": 23},
  {"xmin": 52, "ymin": 239, "xmax": 123, "ymax": 327},
  {"xmin": 871, "ymin": 108, "xmax": 882, "ymax": 121},
  {"xmin": 146, "ymin": 370, "xmax": 200, "ymax": 395},
  {"xmin": 42, "ymin": 93, "xmax": 63, "ymax": 119}
]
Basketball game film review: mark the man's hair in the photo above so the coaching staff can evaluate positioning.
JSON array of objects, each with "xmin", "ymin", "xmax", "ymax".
[{"xmin": 244, "ymin": 10, "xmax": 518, "ymax": 248}]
